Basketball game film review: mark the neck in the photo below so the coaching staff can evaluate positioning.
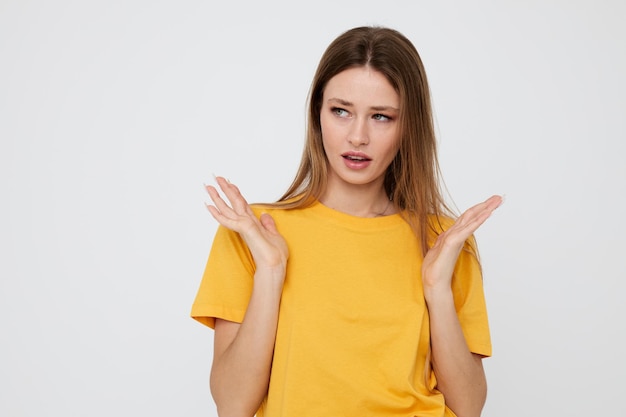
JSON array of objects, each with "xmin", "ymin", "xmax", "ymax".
[{"xmin": 319, "ymin": 179, "xmax": 395, "ymax": 218}]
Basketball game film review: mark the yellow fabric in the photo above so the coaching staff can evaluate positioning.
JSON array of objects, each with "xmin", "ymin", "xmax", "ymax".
[{"xmin": 191, "ymin": 201, "xmax": 491, "ymax": 416}]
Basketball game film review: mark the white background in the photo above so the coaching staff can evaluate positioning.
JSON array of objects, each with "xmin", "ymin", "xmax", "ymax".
[{"xmin": 1, "ymin": 1, "xmax": 625, "ymax": 415}]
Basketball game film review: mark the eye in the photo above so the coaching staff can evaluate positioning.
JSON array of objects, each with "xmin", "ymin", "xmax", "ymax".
[
  {"xmin": 331, "ymin": 107, "xmax": 349, "ymax": 118},
  {"xmin": 373, "ymin": 113, "xmax": 392, "ymax": 122}
]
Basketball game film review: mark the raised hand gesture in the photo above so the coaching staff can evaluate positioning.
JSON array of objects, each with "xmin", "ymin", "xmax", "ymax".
[
  {"xmin": 422, "ymin": 195, "xmax": 503, "ymax": 296},
  {"xmin": 205, "ymin": 176, "xmax": 289, "ymax": 274}
]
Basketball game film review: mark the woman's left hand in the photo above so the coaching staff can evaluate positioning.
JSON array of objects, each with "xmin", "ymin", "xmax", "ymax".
[{"xmin": 422, "ymin": 195, "xmax": 503, "ymax": 297}]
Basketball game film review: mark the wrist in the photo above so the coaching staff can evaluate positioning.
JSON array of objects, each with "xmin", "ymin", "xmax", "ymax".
[
  {"xmin": 255, "ymin": 263, "xmax": 287, "ymax": 285},
  {"xmin": 423, "ymin": 286, "xmax": 454, "ymax": 306}
]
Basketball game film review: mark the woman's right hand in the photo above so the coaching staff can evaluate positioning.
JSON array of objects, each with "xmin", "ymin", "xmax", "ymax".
[
  {"xmin": 205, "ymin": 176, "xmax": 289, "ymax": 274},
  {"xmin": 206, "ymin": 176, "xmax": 288, "ymax": 415}
]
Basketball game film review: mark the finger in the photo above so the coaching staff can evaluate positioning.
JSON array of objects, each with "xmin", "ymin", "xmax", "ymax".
[
  {"xmin": 205, "ymin": 202, "xmax": 249, "ymax": 231},
  {"xmin": 206, "ymin": 178, "xmax": 246, "ymax": 217},
  {"xmin": 205, "ymin": 202, "xmax": 224, "ymax": 221},
  {"xmin": 259, "ymin": 212, "xmax": 278, "ymax": 234},
  {"xmin": 215, "ymin": 176, "xmax": 250, "ymax": 214},
  {"xmin": 440, "ymin": 195, "xmax": 503, "ymax": 245},
  {"xmin": 464, "ymin": 195, "xmax": 503, "ymax": 228},
  {"xmin": 456, "ymin": 195, "xmax": 502, "ymax": 226},
  {"xmin": 205, "ymin": 189, "xmax": 257, "ymax": 229},
  {"xmin": 220, "ymin": 178, "xmax": 259, "ymax": 222},
  {"xmin": 484, "ymin": 194, "xmax": 504, "ymax": 211},
  {"xmin": 205, "ymin": 184, "xmax": 238, "ymax": 218}
]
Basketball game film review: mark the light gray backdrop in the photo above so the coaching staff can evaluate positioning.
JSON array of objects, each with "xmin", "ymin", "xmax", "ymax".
[{"xmin": 1, "ymin": 0, "xmax": 624, "ymax": 415}]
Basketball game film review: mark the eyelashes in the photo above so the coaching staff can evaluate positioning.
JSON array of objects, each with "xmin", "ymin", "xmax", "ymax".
[
  {"xmin": 329, "ymin": 107, "xmax": 393, "ymax": 122},
  {"xmin": 372, "ymin": 113, "xmax": 392, "ymax": 122},
  {"xmin": 331, "ymin": 107, "xmax": 349, "ymax": 117}
]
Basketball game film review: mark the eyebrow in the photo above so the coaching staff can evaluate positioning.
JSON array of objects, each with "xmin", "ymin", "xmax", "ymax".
[{"xmin": 327, "ymin": 98, "xmax": 399, "ymax": 112}]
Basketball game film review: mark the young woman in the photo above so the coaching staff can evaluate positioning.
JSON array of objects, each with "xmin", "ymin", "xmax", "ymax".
[{"xmin": 192, "ymin": 26, "xmax": 502, "ymax": 417}]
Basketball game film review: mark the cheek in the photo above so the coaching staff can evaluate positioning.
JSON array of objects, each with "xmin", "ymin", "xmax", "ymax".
[
  {"xmin": 320, "ymin": 117, "xmax": 340, "ymax": 146},
  {"xmin": 383, "ymin": 140, "xmax": 401, "ymax": 167},
  {"xmin": 386, "ymin": 133, "xmax": 401, "ymax": 155},
  {"xmin": 319, "ymin": 115, "xmax": 329, "ymax": 142},
  {"xmin": 392, "ymin": 128, "xmax": 403, "ymax": 151},
  {"xmin": 319, "ymin": 123, "xmax": 332, "ymax": 155}
]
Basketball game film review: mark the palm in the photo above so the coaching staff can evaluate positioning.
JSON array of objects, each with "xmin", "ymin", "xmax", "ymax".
[
  {"xmin": 205, "ymin": 177, "xmax": 289, "ymax": 269},
  {"xmin": 422, "ymin": 195, "xmax": 502, "ymax": 292}
]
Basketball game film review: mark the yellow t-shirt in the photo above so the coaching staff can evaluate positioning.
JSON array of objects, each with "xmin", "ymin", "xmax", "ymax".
[{"xmin": 191, "ymin": 201, "xmax": 491, "ymax": 417}]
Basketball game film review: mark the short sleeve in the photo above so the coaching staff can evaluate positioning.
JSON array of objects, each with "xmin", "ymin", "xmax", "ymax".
[
  {"xmin": 451, "ymin": 243, "xmax": 492, "ymax": 357},
  {"xmin": 190, "ymin": 225, "xmax": 256, "ymax": 329}
]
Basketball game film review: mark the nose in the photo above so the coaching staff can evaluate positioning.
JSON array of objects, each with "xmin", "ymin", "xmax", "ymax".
[{"xmin": 348, "ymin": 118, "xmax": 369, "ymax": 147}]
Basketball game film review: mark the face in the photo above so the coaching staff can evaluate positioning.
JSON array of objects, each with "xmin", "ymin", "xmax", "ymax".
[{"xmin": 320, "ymin": 66, "xmax": 401, "ymax": 194}]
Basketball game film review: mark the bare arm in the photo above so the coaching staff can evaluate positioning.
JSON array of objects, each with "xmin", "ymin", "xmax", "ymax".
[
  {"xmin": 205, "ymin": 177, "xmax": 288, "ymax": 417},
  {"xmin": 422, "ymin": 195, "xmax": 502, "ymax": 417},
  {"xmin": 425, "ymin": 290, "xmax": 487, "ymax": 417}
]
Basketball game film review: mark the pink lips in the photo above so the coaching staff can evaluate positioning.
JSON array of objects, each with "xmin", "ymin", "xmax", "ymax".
[{"xmin": 341, "ymin": 151, "xmax": 372, "ymax": 170}]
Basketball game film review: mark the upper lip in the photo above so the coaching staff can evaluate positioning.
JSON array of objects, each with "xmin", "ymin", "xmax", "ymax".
[{"xmin": 341, "ymin": 151, "xmax": 372, "ymax": 161}]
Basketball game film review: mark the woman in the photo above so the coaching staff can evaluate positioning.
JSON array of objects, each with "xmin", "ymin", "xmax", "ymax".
[{"xmin": 192, "ymin": 26, "xmax": 502, "ymax": 417}]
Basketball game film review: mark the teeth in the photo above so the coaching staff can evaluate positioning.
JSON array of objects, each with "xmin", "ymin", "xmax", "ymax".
[{"xmin": 347, "ymin": 156, "xmax": 366, "ymax": 161}]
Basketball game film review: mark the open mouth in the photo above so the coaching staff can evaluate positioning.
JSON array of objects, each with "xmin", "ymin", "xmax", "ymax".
[{"xmin": 342, "ymin": 152, "xmax": 372, "ymax": 162}]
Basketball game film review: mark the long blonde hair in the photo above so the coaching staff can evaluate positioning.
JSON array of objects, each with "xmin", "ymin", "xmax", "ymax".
[{"xmin": 275, "ymin": 26, "xmax": 462, "ymax": 256}]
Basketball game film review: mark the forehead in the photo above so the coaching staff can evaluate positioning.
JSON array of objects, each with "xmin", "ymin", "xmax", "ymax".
[{"xmin": 323, "ymin": 67, "xmax": 399, "ymax": 108}]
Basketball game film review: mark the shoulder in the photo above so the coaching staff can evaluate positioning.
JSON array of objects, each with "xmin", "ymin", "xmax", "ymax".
[
  {"xmin": 250, "ymin": 195, "xmax": 317, "ymax": 217},
  {"xmin": 250, "ymin": 202, "xmax": 309, "ymax": 216},
  {"xmin": 248, "ymin": 202, "xmax": 317, "ymax": 229}
]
